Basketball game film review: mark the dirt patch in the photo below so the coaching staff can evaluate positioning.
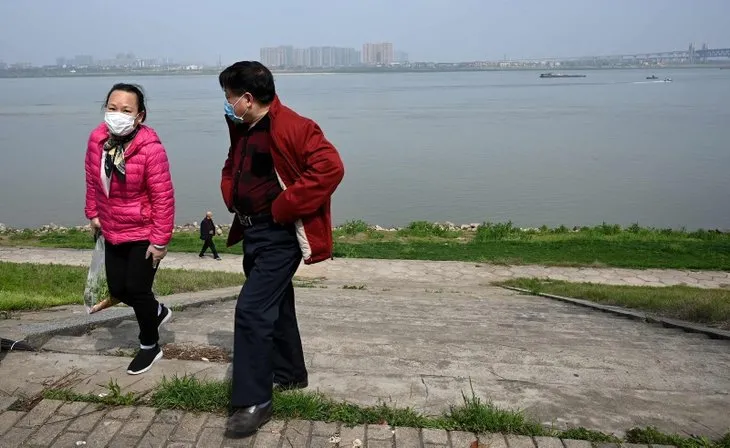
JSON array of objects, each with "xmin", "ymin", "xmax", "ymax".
[
  {"xmin": 7, "ymin": 395, "xmax": 42, "ymax": 412},
  {"xmin": 162, "ymin": 343, "xmax": 230, "ymax": 363}
]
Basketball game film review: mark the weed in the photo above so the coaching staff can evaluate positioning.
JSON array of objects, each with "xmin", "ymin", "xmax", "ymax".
[
  {"xmin": 39, "ymin": 374, "xmax": 730, "ymax": 447},
  {"xmin": 44, "ymin": 379, "xmax": 141, "ymax": 406},
  {"xmin": 339, "ymin": 220, "xmax": 371, "ymax": 235}
]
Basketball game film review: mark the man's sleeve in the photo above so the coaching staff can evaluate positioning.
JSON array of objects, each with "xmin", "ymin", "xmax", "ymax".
[
  {"xmin": 271, "ymin": 120, "xmax": 345, "ymax": 224},
  {"xmin": 220, "ymin": 118, "xmax": 237, "ymax": 211}
]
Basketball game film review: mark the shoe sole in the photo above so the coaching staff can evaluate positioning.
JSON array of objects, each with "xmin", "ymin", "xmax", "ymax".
[
  {"xmin": 127, "ymin": 349, "xmax": 163, "ymax": 375},
  {"xmin": 273, "ymin": 381, "xmax": 308, "ymax": 392}
]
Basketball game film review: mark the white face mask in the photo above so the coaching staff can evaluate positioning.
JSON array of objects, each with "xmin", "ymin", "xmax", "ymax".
[{"xmin": 104, "ymin": 111, "xmax": 138, "ymax": 136}]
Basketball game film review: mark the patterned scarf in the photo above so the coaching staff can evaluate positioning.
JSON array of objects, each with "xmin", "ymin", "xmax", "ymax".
[{"xmin": 103, "ymin": 129, "xmax": 138, "ymax": 182}]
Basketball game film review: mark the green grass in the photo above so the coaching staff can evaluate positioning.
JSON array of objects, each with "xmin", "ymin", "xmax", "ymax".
[
  {"xmin": 498, "ymin": 278, "xmax": 730, "ymax": 330},
  {"xmin": 0, "ymin": 261, "xmax": 244, "ymax": 311},
  {"xmin": 44, "ymin": 379, "xmax": 140, "ymax": 407},
  {"xmin": 42, "ymin": 375, "xmax": 729, "ymax": 448},
  {"xmin": 3, "ymin": 221, "xmax": 730, "ymax": 270}
]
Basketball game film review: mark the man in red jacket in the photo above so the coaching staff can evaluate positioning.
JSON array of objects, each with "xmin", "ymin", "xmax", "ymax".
[{"xmin": 218, "ymin": 61, "xmax": 344, "ymax": 438}]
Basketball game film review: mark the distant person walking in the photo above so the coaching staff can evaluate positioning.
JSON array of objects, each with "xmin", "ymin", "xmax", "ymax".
[
  {"xmin": 84, "ymin": 83, "xmax": 175, "ymax": 375},
  {"xmin": 199, "ymin": 211, "xmax": 221, "ymax": 260},
  {"xmin": 218, "ymin": 61, "xmax": 344, "ymax": 438}
]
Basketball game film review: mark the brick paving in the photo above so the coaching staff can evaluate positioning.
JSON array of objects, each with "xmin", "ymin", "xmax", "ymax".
[{"xmin": 0, "ymin": 399, "xmax": 670, "ymax": 448}]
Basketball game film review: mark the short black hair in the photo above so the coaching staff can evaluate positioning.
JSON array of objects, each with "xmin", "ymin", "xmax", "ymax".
[
  {"xmin": 103, "ymin": 83, "xmax": 147, "ymax": 122},
  {"xmin": 218, "ymin": 61, "xmax": 276, "ymax": 104}
]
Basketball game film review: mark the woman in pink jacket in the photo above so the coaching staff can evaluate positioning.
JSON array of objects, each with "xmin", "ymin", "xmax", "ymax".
[{"xmin": 84, "ymin": 83, "xmax": 175, "ymax": 375}]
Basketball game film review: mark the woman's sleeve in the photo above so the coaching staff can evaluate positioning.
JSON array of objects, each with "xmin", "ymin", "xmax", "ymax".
[
  {"xmin": 84, "ymin": 134, "xmax": 99, "ymax": 220},
  {"xmin": 146, "ymin": 142, "xmax": 175, "ymax": 246}
]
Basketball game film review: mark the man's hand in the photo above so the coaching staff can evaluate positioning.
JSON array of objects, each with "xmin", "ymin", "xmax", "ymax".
[{"xmin": 145, "ymin": 244, "xmax": 168, "ymax": 268}]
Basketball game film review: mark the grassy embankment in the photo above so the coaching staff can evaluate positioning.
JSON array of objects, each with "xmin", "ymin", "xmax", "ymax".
[
  {"xmin": 2, "ymin": 220, "xmax": 730, "ymax": 270},
  {"xmin": 0, "ymin": 262, "xmax": 244, "ymax": 312},
  {"xmin": 498, "ymin": 278, "xmax": 730, "ymax": 330}
]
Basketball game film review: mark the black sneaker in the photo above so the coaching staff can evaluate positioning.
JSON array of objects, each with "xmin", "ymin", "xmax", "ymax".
[
  {"xmin": 157, "ymin": 304, "xmax": 172, "ymax": 329},
  {"xmin": 199, "ymin": 254, "xmax": 205, "ymax": 258},
  {"xmin": 225, "ymin": 401, "xmax": 273, "ymax": 439},
  {"xmin": 126, "ymin": 345, "xmax": 163, "ymax": 375}
]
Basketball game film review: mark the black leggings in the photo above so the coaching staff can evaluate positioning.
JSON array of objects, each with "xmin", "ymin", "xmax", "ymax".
[{"xmin": 104, "ymin": 240, "xmax": 160, "ymax": 346}]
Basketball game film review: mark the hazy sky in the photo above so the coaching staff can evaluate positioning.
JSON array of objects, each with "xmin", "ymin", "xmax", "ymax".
[{"xmin": 1, "ymin": 0, "xmax": 729, "ymax": 65}]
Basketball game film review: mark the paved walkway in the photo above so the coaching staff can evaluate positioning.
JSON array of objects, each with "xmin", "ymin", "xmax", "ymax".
[
  {"xmin": 2, "ymin": 287, "xmax": 729, "ymax": 437},
  {"xmin": 1, "ymin": 247, "xmax": 729, "ymax": 440},
  {"xmin": 0, "ymin": 398, "xmax": 663, "ymax": 448},
  {"xmin": 1, "ymin": 247, "xmax": 729, "ymax": 289}
]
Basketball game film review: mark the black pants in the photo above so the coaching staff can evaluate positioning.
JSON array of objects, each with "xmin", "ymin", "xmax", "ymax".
[
  {"xmin": 105, "ymin": 240, "xmax": 160, "ymax": 346},
  {"xmin": 231, "ymin": 221, "xmax": 306, "ymax": 408},
  {"xmin": 199, "ymin": 237, "xmax": 219, "ymax": 258}
]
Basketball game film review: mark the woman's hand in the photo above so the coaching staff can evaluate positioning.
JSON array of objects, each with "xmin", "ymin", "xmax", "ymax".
[
  {"xmin": 90, "ymin": 218, "xmax": 101, "ymax": 230},
  {"xmin": 145, "ymin": 244, "xmax": 168, "ymax": 268}
]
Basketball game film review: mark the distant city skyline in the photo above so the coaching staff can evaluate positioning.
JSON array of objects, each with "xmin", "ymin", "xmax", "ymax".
[
  {"xmin": 2, "ymin": 0, "xmax": 730, "ymax": 67},
  {"xmin": 259, "ymin": 42, "xmax": 409, "ymax": 69},
  {"xmin": 5, "ymin": 41, "xmax": 730, "ymax": 70},
  {"xmin": 260, "ymin": 45, "xmax": 361, "ymax": 69}
]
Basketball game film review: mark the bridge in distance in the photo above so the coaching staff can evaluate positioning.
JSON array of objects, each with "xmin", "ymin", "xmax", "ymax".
[{"xmin": 515, "ymin": 44, "xmax": 730, "ymax": 64}]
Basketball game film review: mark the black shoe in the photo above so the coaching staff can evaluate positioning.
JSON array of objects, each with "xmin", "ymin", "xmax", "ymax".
[
  {"xmin": 157, "ymin": 304, "xmax": 172, "ymax": 329},
  {"xmin": 224, "ymin": 402, "xmax": 273, "ymax": 439},
  {"xmin": 273, "ymin": 377, "xmax": 308, "ymax": 391},
  {"xmin": 126, "ymin": 345, "xmax": 163, "ymax": 375}
]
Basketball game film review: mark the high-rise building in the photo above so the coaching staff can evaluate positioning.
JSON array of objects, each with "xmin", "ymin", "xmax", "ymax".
[
  {"xmin": 293, "ymin": 48, "xmax": 307, "ymax": 67},
  {"xmin": 394, "ymin": 51, "xmax": 409, "ymax": 63},
  {"xmin": 260, "ymin": 46, "xmax": 294, "ymax": 68},
  {"xmin": 260, "ymin": 45, "xmax": 359, "ymax": 68},
  {"xmin": 362, "ymin": 43, "xmax": 394, "ymax": 65},
  {"xmin": 308, "ymin": 46, "xmax": 323, "ymax": 67}
]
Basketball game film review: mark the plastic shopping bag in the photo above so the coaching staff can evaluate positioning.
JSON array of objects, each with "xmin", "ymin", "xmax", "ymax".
[{"xmin": 83, "ymin": 233, "xmax": 120, "ymax": 314}]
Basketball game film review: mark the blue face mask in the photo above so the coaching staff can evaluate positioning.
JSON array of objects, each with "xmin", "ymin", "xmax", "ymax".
[{"xmin": 224, "ymin": 95, "xmax": 247, "ymax": 122}]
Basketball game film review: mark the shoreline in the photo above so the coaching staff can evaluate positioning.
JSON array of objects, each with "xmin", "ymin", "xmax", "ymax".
[
  {"xmin": 1, "ymin": 220, "xmax": 728, "ymax": 235},
  {"xmin": 1, "ymin": 64, "xmax": 728, "ymax": 79}
]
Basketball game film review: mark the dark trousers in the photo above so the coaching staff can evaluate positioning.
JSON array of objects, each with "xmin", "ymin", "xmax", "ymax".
[
  {"xmin": 199, "ymin": 237, "xmax": 219, "ymax": 258},
  {"xmin": 231, "ymin": 221, "xmax": 306, "ymax": 408},
  {"xmin": 105, "ymin": 240, "xmax": 160, "ymax": 346}
]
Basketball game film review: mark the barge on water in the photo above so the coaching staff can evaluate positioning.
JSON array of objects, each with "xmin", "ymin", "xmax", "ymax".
[{"xmin": 539, "ymin": 72, "xmax": 587, "ymax": 78}]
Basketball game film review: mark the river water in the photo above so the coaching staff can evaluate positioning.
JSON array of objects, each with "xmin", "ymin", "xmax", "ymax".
[{"xmin": 1, "ymin": 69, "xmax": 729, "ymax": 230}]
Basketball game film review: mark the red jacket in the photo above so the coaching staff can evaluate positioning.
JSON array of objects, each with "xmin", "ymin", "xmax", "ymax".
[{"xmin": 221, "ymin": 96, "xmax": 345, "ymax": 264}]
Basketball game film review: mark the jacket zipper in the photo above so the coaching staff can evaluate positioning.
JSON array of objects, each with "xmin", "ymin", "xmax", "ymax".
[{"xmin": 231, "ymin": 134, "xmax": 248, "ymax": 214}]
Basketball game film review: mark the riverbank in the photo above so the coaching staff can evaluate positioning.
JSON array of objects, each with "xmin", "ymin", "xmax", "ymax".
[
  {"xmin": 2, "ymin": 64, "xmax": 728, "ymax": 79},
  {"xmin": 1, "ymin": 220, "xmax": 729, "ymax": 270}
]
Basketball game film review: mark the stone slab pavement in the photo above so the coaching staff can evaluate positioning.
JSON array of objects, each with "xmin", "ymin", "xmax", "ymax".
[
  {"xmin": 2, "ymin": 287, "xmax": 728, "ymax": 438},
  {"xmin": 0, "ymin": 287, "xmax": 241, "ymax": 345},
  {"xmin": 0, "ymin": 398, "xmax": 662, "ymax": 448},
  {"xmin": 2, "ymin": 247, "xmax": 729, "ymax": 289},
  {"xmin": 1, "ymin": 247, "xmax": 729, "ymax": 440}
]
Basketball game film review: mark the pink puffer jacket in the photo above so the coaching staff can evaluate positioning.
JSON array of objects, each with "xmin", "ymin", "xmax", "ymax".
[{"xmin": 84, "ymin": 123, "xmax": 175, "ymax": 246}]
